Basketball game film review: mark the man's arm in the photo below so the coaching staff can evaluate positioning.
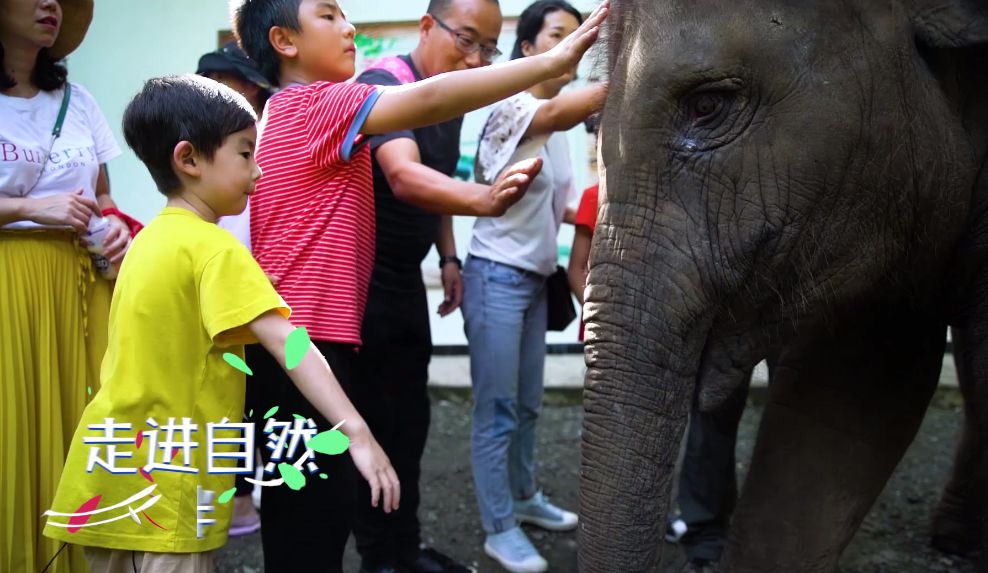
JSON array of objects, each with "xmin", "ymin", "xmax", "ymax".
[
  {"xmin": 376, "ymin": 139, "xmax": 536, "ymax": 217},
  {"xmin": 361, "ymin": 3, "xmax": 608, "ymax": 136},
  {"xmin": 436, "ymin": 215, "xmax": 457, "ymax": 260}
]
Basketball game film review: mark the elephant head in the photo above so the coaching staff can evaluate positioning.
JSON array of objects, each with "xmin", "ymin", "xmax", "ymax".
[{"xmin": 579, "ymin": 0, "xmax": 988, "ymax": 570}]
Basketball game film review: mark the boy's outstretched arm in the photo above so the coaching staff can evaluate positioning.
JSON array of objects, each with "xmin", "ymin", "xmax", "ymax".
[
  {"xmin": 248, "ymin": 310, "xmax": 400, "ymax": 512},
  {"xmin": 361, "ymin": 2, "xmax": 609, "ymax": 136}
]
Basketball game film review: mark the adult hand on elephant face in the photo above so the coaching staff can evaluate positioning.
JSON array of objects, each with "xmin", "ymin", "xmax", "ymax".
[{"xmin": 485, "ymin": 157, "xmax": 543, "ymax": 216}]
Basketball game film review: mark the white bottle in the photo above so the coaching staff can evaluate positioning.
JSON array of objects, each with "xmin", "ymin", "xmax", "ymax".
[{"xmin": 82, "ymin": 217, "xmax": 122, "ymax": 280}]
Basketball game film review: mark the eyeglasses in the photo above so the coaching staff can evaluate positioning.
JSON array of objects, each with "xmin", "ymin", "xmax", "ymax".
[{"xmin": 430, "ymin": 14, "xmax": 502, "ymax": 63}]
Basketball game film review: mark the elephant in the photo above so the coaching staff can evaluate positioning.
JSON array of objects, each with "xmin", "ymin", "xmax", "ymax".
[{"xmin": 579, "ymin": 0, "xmax": 988, "ymax": 572}]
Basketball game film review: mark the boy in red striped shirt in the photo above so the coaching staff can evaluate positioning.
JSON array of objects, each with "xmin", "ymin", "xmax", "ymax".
[{"xmin": 231, "ymin": 1, "xmax": 607, "ymax": 571}]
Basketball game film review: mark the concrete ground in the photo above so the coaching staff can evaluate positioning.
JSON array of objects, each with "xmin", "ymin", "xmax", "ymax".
[{"xmin": 216, "ymin": 352, "xmax": 971, "ymax": 573}]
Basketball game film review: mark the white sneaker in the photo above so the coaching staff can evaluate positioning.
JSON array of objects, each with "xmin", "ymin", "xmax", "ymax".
[
  {"xmin": 665, "ymin": 518, "xmax": 688, "ymax": 543},
  {"xmin": 484, "ymin": 527, "xmax": 548, "ymax": 573},
  {"xmin": 513, "ymin": 490, "xmax": 578, "ymax": 532}
]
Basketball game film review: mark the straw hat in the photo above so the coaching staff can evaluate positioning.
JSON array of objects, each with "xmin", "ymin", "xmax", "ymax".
[{"xmin": 50, "ymin": 0, "xmax": 94, "ymax": 60}]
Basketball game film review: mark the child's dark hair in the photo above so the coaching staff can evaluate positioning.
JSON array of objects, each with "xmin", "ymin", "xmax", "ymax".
[
  {"xmin": 122, "ymin": 75, "xmax": 257, "ymax": 195},
  {"xmin": 232, "ymin": 0, "xmax": 303, "ymax": 86},
  {"xmin": 511, "ymin": 0, "xmax": 584, "ymax": 60}
]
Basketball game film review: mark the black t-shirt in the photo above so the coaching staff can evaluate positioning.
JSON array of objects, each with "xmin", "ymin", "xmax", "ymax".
[{"xmin": 356, "ymin": 56, "xmax": 463, "ymax": 287}]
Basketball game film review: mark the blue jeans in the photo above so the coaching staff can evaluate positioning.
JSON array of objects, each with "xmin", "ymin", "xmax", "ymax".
[{"xmin": 462, "ymin": 255, "xmax": 548, "ymax": 533}]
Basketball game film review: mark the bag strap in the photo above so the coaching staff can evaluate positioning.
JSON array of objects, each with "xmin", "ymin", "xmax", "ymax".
[
  {"xmin": 52, "ymin": 83, "xmax": 71, "ymax": 137},
  {"xmin": 365, "ymin": 56, "xmax": 417, "ymax": 85}
]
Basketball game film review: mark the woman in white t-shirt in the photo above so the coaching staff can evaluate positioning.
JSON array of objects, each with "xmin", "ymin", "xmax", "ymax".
[
  {"xmin": 460, "ymin": 2, "xmax": 606, "ymax": 571},
  {"xmin": 0, "ymin": 2, "xmax": 126, "ymax": 571}
]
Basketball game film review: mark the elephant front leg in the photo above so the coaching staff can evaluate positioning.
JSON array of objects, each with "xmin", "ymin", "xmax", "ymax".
[
  {"xmin": 931, "ymin": 325, "xmax": 988, "ymax": 558},
  {"xmin": 722, "ymin": 312, "xmax": 946, "ymax": 573}
]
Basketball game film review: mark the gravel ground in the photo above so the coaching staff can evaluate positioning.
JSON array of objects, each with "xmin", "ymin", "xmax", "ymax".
[{"xmin": 217, "ymin": 393, "xmax": 976, "ymax": 573}]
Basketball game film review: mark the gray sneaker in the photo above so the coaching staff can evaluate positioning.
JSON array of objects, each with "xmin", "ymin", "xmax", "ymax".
[
  {"xmin": 513, "ymin": 490, "xmax": 578, "ymax": 532},
  {"xmin": 484, "ymin": 527, "xmax": 548, "ymax": 573}
]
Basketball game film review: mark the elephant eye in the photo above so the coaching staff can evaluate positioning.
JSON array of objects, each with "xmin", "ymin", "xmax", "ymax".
[
  {"xmin": 687, "ymin": 92, "xmax": 727, "ymax": 123},
  {"xmin": 674, "ymin": 78, "xmax": 749, "ymax": 153}
]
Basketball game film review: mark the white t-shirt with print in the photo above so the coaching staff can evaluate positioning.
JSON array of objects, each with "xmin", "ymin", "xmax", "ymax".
[
  {"xmin": 470, "ymin": 91, "xmax": 577, "ymax": 277},
  {"xmin": 0, "ymin": 82, "xmax": 121, "ymax": 230}
]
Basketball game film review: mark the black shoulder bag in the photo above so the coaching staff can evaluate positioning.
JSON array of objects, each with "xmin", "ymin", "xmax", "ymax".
[{"xmin": 546, "ymin": 182, "xmax": 577, "ymax": 332}]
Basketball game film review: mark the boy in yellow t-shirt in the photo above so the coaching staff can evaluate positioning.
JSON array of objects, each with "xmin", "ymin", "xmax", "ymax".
[{"xmin": 43, "ymin": 75, "xmax": 399, "ymax": 572}]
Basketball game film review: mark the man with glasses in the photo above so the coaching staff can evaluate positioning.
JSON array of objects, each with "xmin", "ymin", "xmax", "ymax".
[{"xmin": 352, "ymin": 1, "xmax": 508, "ymax": 572}]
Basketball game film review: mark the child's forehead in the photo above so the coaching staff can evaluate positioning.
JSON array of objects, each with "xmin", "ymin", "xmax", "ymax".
[{"xmin": 227, "ymin": 126, "xmax": 258, "ymax": 146}]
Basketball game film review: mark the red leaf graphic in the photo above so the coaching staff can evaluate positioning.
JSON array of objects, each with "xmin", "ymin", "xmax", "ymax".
[
  {"xmin": 139, "ymin": 468, "xmax": 154, "ymax": 483},
  {"xmin": 67, "ymin": 495, "xmax": 102, "ymax": 533},
  {"xmin": 143, "ymin": 511, "xmax": 166, "ymax": 530},
  {"xmin": 135, "ymin": 432, "xmax": 144, "ymax": 449}
]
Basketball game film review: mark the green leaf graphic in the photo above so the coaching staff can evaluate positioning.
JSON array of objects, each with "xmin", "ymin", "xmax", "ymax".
[
  {"xmin": 217, "ymin": 487, "xmax": 237, "ymax": 505},
  {"xmin": 278, "ymin": 463, "xmax": 306, "ymax": 491},
  {"xmin": 307, "ymin": 430, "xmax": 350, "ymax": 456},
  {"xmin": 223, "ymin": 353, "xmax": 253, "ymax": 376},
  {"xmin": 285, "ymin": 327, "xmax": 311, "ymax": 370},
  {"xmin": 263, "ymin": 406, "xmax": 280, "ymax": 419},
  {"xmin": 293, "ymin": 414, "xmax": 306, "ymax": 421},
  {"xmin": 319, "ymin": 473, "xmax": 328, "ymax": 480}
]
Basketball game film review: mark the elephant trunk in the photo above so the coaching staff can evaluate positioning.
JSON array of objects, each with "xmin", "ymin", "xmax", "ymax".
[{"xmin": 578, "ymin": 215, "xmax": 707, "ymax": 572}]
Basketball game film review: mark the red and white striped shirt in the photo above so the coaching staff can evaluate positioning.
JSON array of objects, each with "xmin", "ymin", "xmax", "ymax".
[{"xmin": 251, "ymin": 81, "xmax": 381, "ymax": 344}]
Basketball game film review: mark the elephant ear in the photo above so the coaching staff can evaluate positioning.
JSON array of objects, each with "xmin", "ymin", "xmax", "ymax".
[{"xmin": 909, "ymin": 0, "xmax": 988, "ymax": 48}]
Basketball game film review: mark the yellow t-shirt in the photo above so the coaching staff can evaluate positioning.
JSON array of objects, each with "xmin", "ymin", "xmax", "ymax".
[{"xmin": 44, "ymin": 207, "xmax": 288, "ymax": 553}]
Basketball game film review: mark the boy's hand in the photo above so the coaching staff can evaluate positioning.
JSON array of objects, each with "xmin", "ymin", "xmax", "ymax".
[
  {"xmin": 545, "ymin": 1, "xmax": 609, "ymax": 76},
  {"xmin": 349, "ymin": 428, "xmax": 401, "ymax": 513},
  {"xmin": 481, "ymin": 157, "xmax": 544, "ymax": 217}
]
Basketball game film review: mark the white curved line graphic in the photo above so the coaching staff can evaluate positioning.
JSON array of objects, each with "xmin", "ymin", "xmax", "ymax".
[
  {"xmin": 44, "ymin": 484, "xmax": 159, "ymax": 517},
  {"xmin": 45, "ymin": 495, "xmax": 162, "ymax": 529}
]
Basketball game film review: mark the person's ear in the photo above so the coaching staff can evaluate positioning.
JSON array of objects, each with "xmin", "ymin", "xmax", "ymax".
[
  {"xmin": 173, "ymin": 141, "xmax": 201, "ymax": 179},
  {"xmin": 269, "ymin": 25, "xmax": 299, "ymax": 59},
  {"xmin": 521, "ymin": 39, "xmax": 536, "ymax": 58},
  {"xmin": 909, "ymin": 0, "xmax": 988, "ymax": 48},
  {"xmin": 419, "ymin": 14, "xmax": 436, "ymax": 43}
]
